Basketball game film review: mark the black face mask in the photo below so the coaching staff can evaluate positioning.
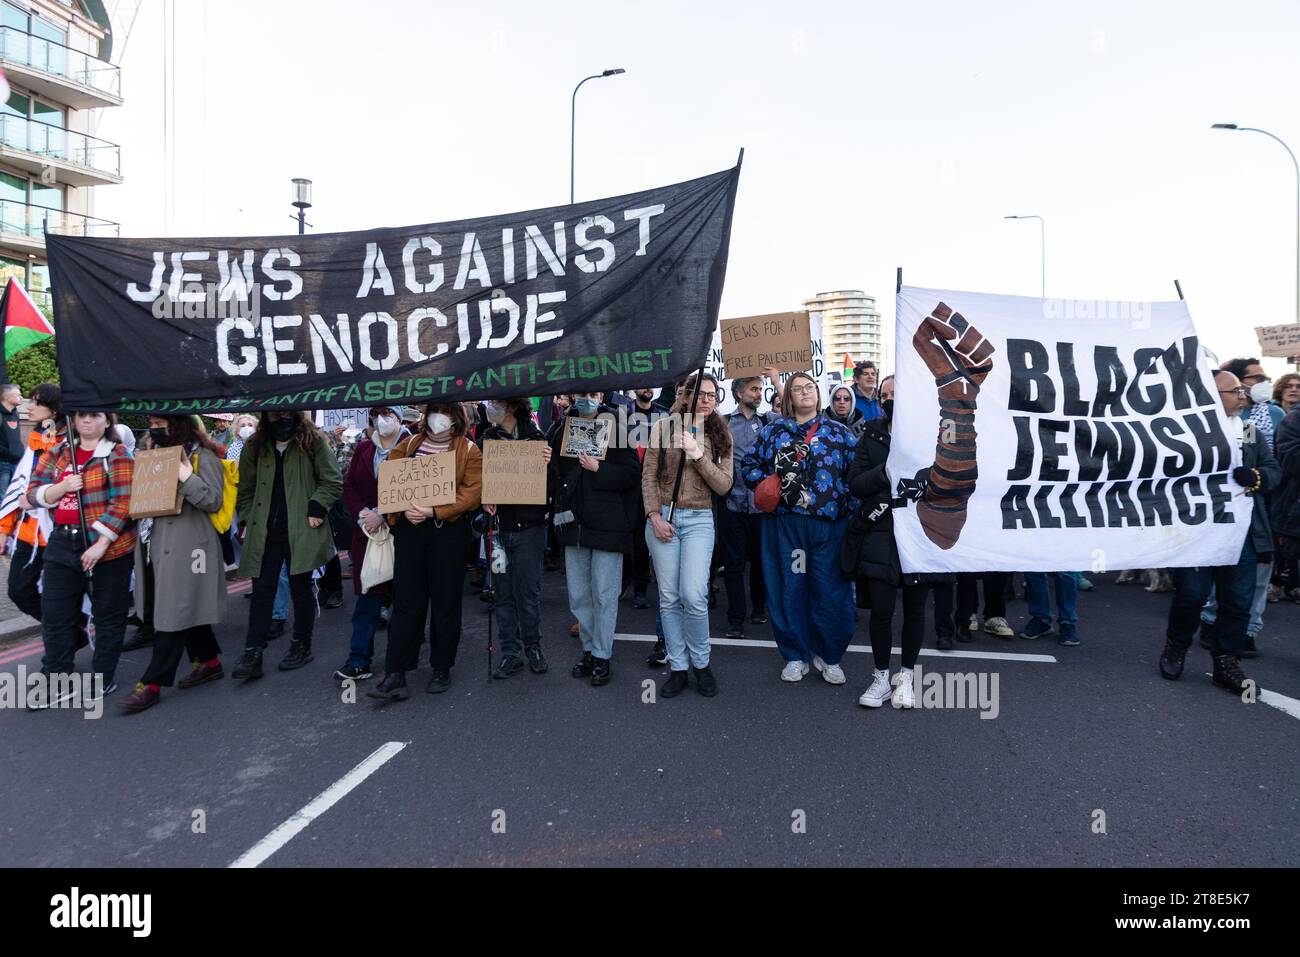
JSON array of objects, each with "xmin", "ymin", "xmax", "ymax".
[
  {"xmin": 270, "ymin": 418, "xmax": 295, "ymax": 440},
  {"xmin": 148, "ymin": 427, "xmax": 169, "ymax": 446},
  {"xmin": 882, "ymin": 399, "xmax": 894, "ymax": 421}
]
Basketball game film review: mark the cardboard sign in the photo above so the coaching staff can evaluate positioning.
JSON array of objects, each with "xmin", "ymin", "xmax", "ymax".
[
  {"xmin": 1255, "ymin": 323, "xmax": 1300, "ymax": 359},
  {"xmin": 560, "ymin": 416, "xmax": 610, "ymax": 460},
  {"xmin": 719, "ymin": 311, "xmax": 813, "ymax": 377},
  {"xmin": 376, "ymin": 452, "xmax": 457, "ymax": 514},
  {"xmin": 481, "ymin": 440, "xmax": 548, "ymax": 505},
  {"xmin": 129, "ymin": 446, "xmax": 184, "ymax": 518}
]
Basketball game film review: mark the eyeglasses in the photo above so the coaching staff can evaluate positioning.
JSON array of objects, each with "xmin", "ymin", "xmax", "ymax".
[
  {"xmin": 789, "ymin": 385, "xmax": 818, "ymax": 396},
  {"xmin": 1218, "ymin": 387, "xmax": 1249, "ymax": 398}
]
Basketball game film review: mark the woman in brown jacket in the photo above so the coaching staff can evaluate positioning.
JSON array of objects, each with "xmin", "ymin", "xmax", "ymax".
[
  {"xmin": 642, "ymin": 373, "xmax": 733, "ymax": 698},
  {"xmin": 369, "ymin": 402, "xmax": 482, "ymax": 700}
]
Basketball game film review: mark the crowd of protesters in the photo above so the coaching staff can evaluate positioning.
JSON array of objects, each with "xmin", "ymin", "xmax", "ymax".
[{"xmin": 1, "ymin": 349, "xmax": 1297, "ymax": 713}]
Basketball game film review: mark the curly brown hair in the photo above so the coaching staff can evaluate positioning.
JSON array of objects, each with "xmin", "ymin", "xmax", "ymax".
[{"xmin": 1273, "ymin": 372, "xmax": 1300, "ymax": 407}]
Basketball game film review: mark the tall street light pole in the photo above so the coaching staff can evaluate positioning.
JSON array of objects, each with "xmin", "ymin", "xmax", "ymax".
[
  {"xmin": 1213, "ymin": 123, "xmax": 1300, "ymax": 323},
  {"xmin": 292, "ymin": 177, "xmax": 312, "ymax": 235},
  {"xmin": 570, "ymin": 68, "xmax": 626, "ymax": 205},
  {"xmin": 1004, "ymin": 214, "xmax": 1045, "ymax": 297}
]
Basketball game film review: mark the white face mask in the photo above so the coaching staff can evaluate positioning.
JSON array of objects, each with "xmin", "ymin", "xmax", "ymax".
[
  {"xmin": 238, "ymin": 425, "xmax": 255, "ymax": 441},
  {"xmin": 427, "ymin": 412, "xmax": 452, "ymax": 434},
  {"xmin": 375, "ymin": 414, "xmax": 399, "ymax": 437},
  {"xmin": 1249, "ymin": 380, "xmax": 1272, "ymax": 405},
  {"xmin": 485, "ymin": 400, "xmax": 507, "ymax": 425}
]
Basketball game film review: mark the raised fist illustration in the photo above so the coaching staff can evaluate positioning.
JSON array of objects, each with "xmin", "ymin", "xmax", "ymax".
[{"xmin": 909, "ymin": 302, "xmax": 995, "ymax": 549}]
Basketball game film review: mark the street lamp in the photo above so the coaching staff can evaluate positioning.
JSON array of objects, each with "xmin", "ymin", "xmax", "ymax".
[
  {"xmin": 1004, "ymin": 214, "xmax": 1045, "ymax": 297},
  {"xmin": 1212, "ymin": 123, "xmax": 1300, "ymax": 323},
  {"xmin": 570, "ymin": 68, "xmax": 626, "ymax": 204},
  {"xmin": 291, "ymin": 177, "xmax": 313, "ymax": 235}
]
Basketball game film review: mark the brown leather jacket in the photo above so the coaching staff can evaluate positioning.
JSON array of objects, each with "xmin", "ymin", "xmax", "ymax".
[{"xmin": 385, "ymin": 432, "xmax": 483, "ymax": 524}]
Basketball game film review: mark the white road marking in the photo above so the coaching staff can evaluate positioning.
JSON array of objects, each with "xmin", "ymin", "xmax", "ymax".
[
  {"xmin": 613, "ymin": 633, "xmax": 1057, "ymax": 664},
  {"xmin": 229, "ymin": 741, "xmax": 408, "ymax": 868},
  {"xmin": 1259, "ymin": 689, "xmax": 1300, "ymax": 721}
]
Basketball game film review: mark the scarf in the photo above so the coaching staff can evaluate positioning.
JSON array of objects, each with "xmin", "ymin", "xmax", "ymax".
[{"xmin": 1248, "ymin": 402, "xmax": 1275, "ymax": 453}]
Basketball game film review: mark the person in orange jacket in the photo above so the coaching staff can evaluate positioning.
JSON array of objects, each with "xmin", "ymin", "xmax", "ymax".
[{"xmin": 0, "ymin": 383, "xmax": 64, "ymax": 621}]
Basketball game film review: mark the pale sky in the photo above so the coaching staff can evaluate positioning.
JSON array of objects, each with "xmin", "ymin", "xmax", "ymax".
[{"xmin": 93, "ymin": 0, "xmax": 1300, "ymax": 377}]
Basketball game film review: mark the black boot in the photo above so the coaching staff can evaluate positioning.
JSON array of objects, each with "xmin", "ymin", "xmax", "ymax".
[
  {"xmin": 694, "ymin": 665, "xmax": 718, "ymax": 697},
  {"xmin": 571, "ymin": 651, "xmax": 594, "ymax": 678},
  {"xmin": 426, "ymin": 669, "xmax": 451, "ymax": 694},
  {"xmin": 525, "ymin": 646, "xmax": 549, "ymax": 674},
  {"xmin": 121, "ymin": 628, "xmax": 154, "ymax": 653},
  {"xmin": 645, "ymin": 638, "xmax": 667, "ymax": 668},
  {"xmin": 590, "ymin": 656, "xmax": 611, "ymax": 686},
  {"xmin": 492, "ymin": 655, "xmax": 524, "ymax": 679},
  {"xmin": 1158, "ymin": 639, "xmax": 1187, "ymax": 680},
  {"xmin": 366, "ymin": 672, "xmax": 409, "ymax": 701},
  {"xmin": 1211, "ymin": 654, "xmax": 1249, "ymax": 694},
  {"xmin": 278, "ymin": 639, "xmax": 314, "ymax": 671},
  {"xmin": 232, "ymin": 648, "xmax": 263, "ymax": 681},
  {"xmin": 660, "ymin": 670, "xmax": 689, "ymax": 698}
]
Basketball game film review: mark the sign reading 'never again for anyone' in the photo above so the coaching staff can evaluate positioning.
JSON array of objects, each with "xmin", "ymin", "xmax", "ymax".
[
  {"xmin": 888, "ymin": 285, "xmax": 1254, "ymax": 574},
  {"xmin": 46, "ymin": 164, "xmax": 741, "ymax": 414},
  {"xmin": 376, "ymin": 454, "xmax": 457, "ymax": 514}
]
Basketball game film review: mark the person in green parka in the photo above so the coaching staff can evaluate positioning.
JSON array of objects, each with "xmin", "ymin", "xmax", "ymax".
[{"xmin": 232, "ymin": 410, "xmax": 342, "ymax": 680}]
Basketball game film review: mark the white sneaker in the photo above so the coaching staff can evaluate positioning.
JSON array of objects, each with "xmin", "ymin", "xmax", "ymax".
[
  {"xmin": 968, "ymin": 613, "xmax": 980, "ymax": 633},
  {"xmin": 780, "ymin": 660, "xmax": 810, "ymax": 682},
  {"xmin": 984, "ymin": 616, "xmax": 1014, "ymax": 637},
  {"xmin": 812, "ymin": 656, "xmax": 846, "ymax": 685},
  {"xmin": 891, "ymin": 668, "xmax": 916, "ymax": 708},
  {"xmin": 858, "ymin": 669, "xmax": 892, "ymax": 708}
]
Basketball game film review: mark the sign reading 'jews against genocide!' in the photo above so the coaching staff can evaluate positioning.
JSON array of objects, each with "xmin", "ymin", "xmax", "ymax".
[
  {"xmin": 45, "ymin": 164, "xmax": 741, "ymax": 413},
  {"xmin": 376, "ymin": 453, "xmax": 457, "ymax": 514},
  {"xmin": 888, "ymin": 285, "xmax": 1254, "ymax": 573}
]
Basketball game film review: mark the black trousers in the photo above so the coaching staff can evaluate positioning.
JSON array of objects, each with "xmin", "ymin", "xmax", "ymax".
[
  {"xmin": 630, "ymin": 513, "xmax": 651, "ymax": 595},
  {"xmin": 320, "ymin": 554, "xmax": 342, "ymax": 593},
  {"xmin": 141, "ymin": 624, "xmax": 221, "ymax": 687},
  {"xmin": 956, "ymin": 572, "xmax": 1008, "ymax": 627},
  {"xmin": 718, "ymin": 508, "xmax": 766, "ymax": 627},
  {"xmin": 246, "ymin": 538, "xmax": 316, "ymax": 650},
  {"xmin": 8, "ymin": 538, "xmax": 44, "ymax": 620},
  {"xmin": 41, "ymin": 527, "xmax": 132, "ymax": 682},
  {"xmin": 386, "ymin": 518, "xmax": 470, "ymax": 674},
  {"xmin": 138, "ymin": 556, "xmax": 156, "ymax": 637},
  {"xmin": 864, "ymin": 579, "xmax": 929, "ymax": 670},
  {"xmin": 932, "ymin": 582, "xmax": 955, "ymax": 639}
]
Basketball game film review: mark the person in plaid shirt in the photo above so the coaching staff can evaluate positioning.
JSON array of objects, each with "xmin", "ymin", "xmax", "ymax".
[{"xmin": 27, "ymin": 411, "xmax": 136, "ymax": 698}]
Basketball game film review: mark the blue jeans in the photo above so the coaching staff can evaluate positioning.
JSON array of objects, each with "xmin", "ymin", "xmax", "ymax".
[
  {"xmin": 565, "ymin": 545, "xmax": 623, "ymax": 660},
  {"xmin": 1168, "ymin": 537, "xmax": 1256, "ymax": 657},
  {"xmin": 272, "ymin": 561, "xmax": 290, "ymax": 620},
  {"xmin": 1025, "ymin": 572, "xmax": 1078, "ymax": 626},
  {"xmin": 1200, "ymin": 560, "xmax": 1272, "ymax": 637},
  {"xmin": 0, "ymin": 461, "xmax": 13, "ymax": 498},
  {"xmin": 646, "ymin": 506, "xmax": 714, "ymax": 670},
  {"xmin": 347, "ymin": 591, "xmax": 382, "ymax": 669},
  {"xmin": 495, "ymin": 525, "xmax": 546, "ymax": 657},
  {"xmin": 759, "ymin": 512, "xmax": 855, "ymax": 665}
]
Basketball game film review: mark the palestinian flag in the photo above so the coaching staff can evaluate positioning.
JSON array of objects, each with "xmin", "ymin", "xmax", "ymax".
[
  {"xmin": 842, "ymin": 351, "xmax": 855, "ymax": 380},
  {"xmin": 2, "ymin": 277, "xmax": 53, "ymax": 359}
]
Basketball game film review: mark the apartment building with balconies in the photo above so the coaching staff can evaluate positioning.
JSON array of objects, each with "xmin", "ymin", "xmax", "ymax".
[
  {"xmin": 0, "ymin": 0, "xmax": 118, "ymax": 307},
  {"xmin": 802, "ymin": 289, "xmax": 883, "ymax": 369}
]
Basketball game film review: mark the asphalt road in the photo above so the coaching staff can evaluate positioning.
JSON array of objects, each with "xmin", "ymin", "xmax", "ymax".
[{"xmin": 1, "ymin": 567, "xmax": 1297, "ymax": 868}]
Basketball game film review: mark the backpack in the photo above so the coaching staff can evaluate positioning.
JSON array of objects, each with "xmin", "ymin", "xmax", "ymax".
[{"xmin": 194, "ymin": 451, "xmax": 239, "ymax": 533}]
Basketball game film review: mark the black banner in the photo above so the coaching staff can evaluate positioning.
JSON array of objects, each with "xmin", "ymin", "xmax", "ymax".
[{"xmin": 46, "ymin": 164, "xmax": 740, "ymax": 413}]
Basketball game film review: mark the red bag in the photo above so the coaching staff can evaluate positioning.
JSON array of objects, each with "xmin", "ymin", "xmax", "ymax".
[{"xmin": 754, "ymin": 422, "xmax": 819, "ymax": 513}]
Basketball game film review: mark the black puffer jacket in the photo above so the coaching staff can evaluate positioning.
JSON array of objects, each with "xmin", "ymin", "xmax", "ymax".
[
  {"xmin": 548, "ymin": 406, "xmax": 641, "ymax": 554},
  {"xmin": 480, "ymin": 415, "xmax": 550, "ymax": 532},
  {"xmin": 1270, "ymin": 406, "xmax": 1300, "ymax": 540},
  {"xmin": 844, "ymin": 419, "xmax": 953, "ymax": 587}
]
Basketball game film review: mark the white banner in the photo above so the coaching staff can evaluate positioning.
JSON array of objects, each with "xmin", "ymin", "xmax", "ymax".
[
  {"xmin": 888, "ymin": 285, "xmax": 1252, "ymax": 573},
  {"xmin": 707, "ymin": 313, "xmax": 844, "ymax": 415}
]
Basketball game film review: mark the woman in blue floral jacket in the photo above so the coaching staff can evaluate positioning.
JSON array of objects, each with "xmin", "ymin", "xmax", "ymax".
[{"xmin": 742, "ymin": 372, "xmax": 858, "ymax": 684}]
